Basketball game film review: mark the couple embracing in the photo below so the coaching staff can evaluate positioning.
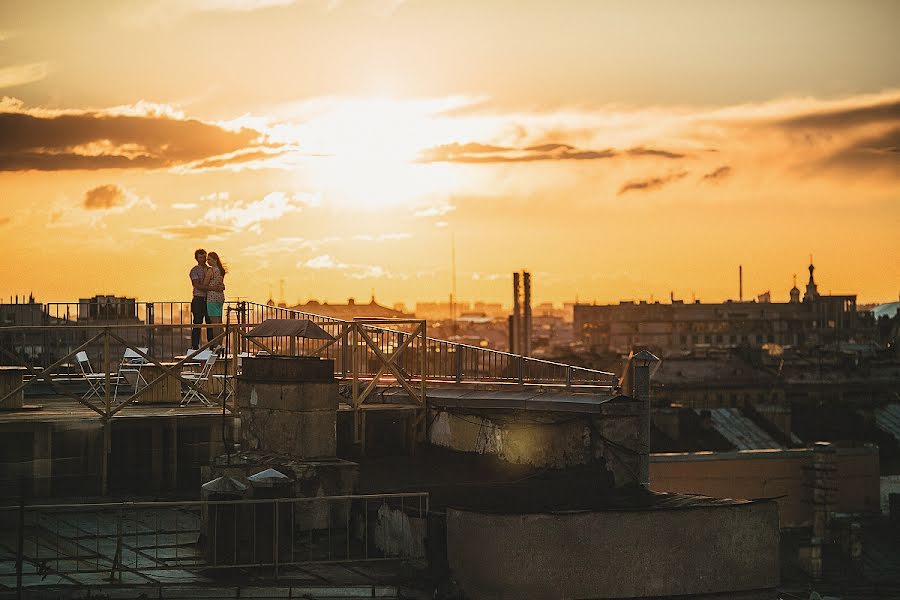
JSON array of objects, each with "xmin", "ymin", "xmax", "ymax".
[{"xmin": 189, "ymin": 248, "xmax": 227, "ymax": 350}]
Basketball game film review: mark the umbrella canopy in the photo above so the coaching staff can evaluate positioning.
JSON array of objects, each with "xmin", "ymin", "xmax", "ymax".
[
  {"xmin": 201, "ymin": 476, "xmax": 248, "ymax": 494},
  {"xmin": 246, "ymin": 318, "xmax": 334, "ymax": 341}
]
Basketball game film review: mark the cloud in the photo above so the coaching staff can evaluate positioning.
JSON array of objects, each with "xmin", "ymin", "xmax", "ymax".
[
  {"xmin": 618, "ymin": 171, "xmax": 689, "ymax": 195},
  {"xmin": 816, "ymin": 125, "xmax": 900, "ymax": 174},
  {"xmin": 83, "ymin": 184, "xmax": 126, "ymax": 209},
  {"xmin": 48, "ymin": 184, "xmax": 155, "ymax": 228},
  {"xmin": 0, "ymin": 99, "xmax": 274, "ymax": 171},
  {"xmin": 198, "ymin": 191, "xmax": 309, "ymax": 234},
  {"xmin": 172, "ymin": 203, "xmax": 198, "ymax": 210},
  {"xmin": 177, "ymin": 147, "xmax": 294, "ymax": 171},
  {"xmin": 304, "ymin": 254, "xmax": 346, "ymax": 269},
  {"xmin": 300, "ymin": 254, "xmax": 396, "ymax": 279},
  {"xmin": 0, "ymin": 216, "xmax": 10, "ymax": 226},
  {"xmin": 414, "ymin": 203, "xmax": 456, "ymax": 218},
  {"xmin": 129, "ymin": 190, "xmax": 309, "ymax": 239},
  {"xmin": 700, "ymin": 165, "xmax": 732, "ymax": 182},
  {"xmin": 627, "ymin": 146, "xmax": 686, "ymax": 159},
  {"xmin": 130, "ymin": 224, "xmax": 235, "ymax": 240},
  {"xmin": 352, "ymin": 233, "xmax": 412, "ymax": 242},
  {"xmin": 244, "ymin": 235, "xmax": 339, "ymax": 257},
  {"xmin": 775, "ymin": 98, "xmax": 900, "ymax": 131},
  {"xmin": 0, "ymin": 63, "xmax": 48, "ymax": 90},
  {"xmin": 419, "ymin": 141, "xmax": 617, "ymax": 163}
]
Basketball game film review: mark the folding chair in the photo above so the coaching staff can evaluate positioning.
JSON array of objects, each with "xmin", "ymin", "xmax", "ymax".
[
  {"xmin": 212, "ymin": 352, "xmax": 246, "ymax": 403},
  {"xmin": 115, "ymin": 347, "xmax": 149, "ymax": 402},
  {"xmin": 181, "ymin": 353, "xmax": 217, "ymax": 407},
  {"xmin": 76, "ymin": 351, "xmax": 120, "ymax": 401}
]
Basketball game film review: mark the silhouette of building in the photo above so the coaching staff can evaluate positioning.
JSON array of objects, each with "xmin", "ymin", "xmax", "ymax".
[
  {"xmin": 575, "ymin": 262, "xmax": 865, "ymax": 355},
  {"xmin": 291, "ymin": 296, "xmax": 413, "ymax": 320}
]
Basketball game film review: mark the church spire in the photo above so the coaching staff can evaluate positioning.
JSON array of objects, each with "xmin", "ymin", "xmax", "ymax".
[{"xmin": 804, "ymin": 256, "xmax": 818, "ymax": 302}]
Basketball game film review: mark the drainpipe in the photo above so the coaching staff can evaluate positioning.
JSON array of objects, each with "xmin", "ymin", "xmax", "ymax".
[{"xmin": 632, "ymin": 350, "xmax": 659, "ymax": 487}]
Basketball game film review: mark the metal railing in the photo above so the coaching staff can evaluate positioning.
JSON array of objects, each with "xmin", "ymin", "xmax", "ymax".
[
  {"xmin": 239, "ymin": 301, "xmax": 617, "ymax": 389},
  {"xmin": 0, "ymin": 492, "xmax": 428, "ymax": 588},
  {"xmin": 1, "ymin": 299, "xmax": 617, "ymax": 391}
]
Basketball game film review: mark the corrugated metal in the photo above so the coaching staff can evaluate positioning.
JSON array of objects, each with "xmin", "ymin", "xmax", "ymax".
[
  {"xmin": 704, "ymin": 407, "xmax": 782, "ymax": 450},
  {"xmin": 874, "ymin": 404, "xmax": 900, "ymax": 443}
]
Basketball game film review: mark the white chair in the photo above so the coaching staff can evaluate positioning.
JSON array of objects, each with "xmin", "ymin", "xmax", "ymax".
[
  {"xmin": 212, "ymin": 352, "xmax": 246, "ymax": 403},
  {"xmin": 115, "ymin": 347, "xmax": 149, "ymax": 402},
  {"xmin": 181, "ymin": 353, "xmax": 217, "ymax": 407},
  {"xmin": 76, "ymin": 351, "xmax": 120, "ymax": 401},
  {"xmin": 182, "ymin": 348, "xmax": 214, "ymax": 371}
]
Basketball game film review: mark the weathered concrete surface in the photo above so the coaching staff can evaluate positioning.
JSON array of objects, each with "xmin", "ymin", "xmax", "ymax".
[
  {"xmin": 427, "ymin": 397, "xmax": 644, "ymax": 487},
  {"xmin": 240, "ymin": 406, "xmax": 337, "ymax": 457},
  {"xmin": 237, "ymin": 377, "xmax": 339, "ymax": 458},
  {"xmin": 447, "ymin": 501, "xmax": 780, "ymax": 599},
  {"xmin": 241, "ymin": 381, "xmax": 337, "ymax": 412},
  {"xmin": 373, "ymin": 503, "xmax": 427, "ymax": 559}
]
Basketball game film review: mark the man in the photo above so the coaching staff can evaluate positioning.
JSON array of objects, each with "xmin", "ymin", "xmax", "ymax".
[{"xmin": 189, "ymin": 248, "xmax": 211, "ymax": 349}]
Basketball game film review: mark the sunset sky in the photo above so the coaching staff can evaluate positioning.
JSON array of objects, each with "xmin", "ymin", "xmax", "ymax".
[{"xmin": 1, "ymin": 0, "xmax": 898, "ymax": 307}]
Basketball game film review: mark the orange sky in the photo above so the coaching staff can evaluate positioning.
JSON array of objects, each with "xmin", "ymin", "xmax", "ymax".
[{"xmin": 1, "ymin": 1, "xmax": 898, "ymax": 306}]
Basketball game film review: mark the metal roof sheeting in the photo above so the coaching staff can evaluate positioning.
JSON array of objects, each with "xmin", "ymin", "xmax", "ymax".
[
  {"xmin": 703, "ymin": 407, "xmax": 782, "ymax": 450},
  {"xmin": 874, "ymin": 404, "xmax": 900, "ymax": 443}
]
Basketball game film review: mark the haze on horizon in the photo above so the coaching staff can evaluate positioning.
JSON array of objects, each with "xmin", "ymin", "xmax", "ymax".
[{"xmin": 1, "ymin": 0, "xmax": 898, "ymax": 307}]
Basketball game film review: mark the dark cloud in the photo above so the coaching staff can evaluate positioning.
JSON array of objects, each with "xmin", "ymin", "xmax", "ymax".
[
  {"xmin": 83, "ymin": 184, "xmax": 126, "ymax": 210},
  {"xmin": 700, "ymin": 165, "xmax": 732, "ymax": 182},
  {"xmin": 818, "ymin": 126, "xmax": 900, "ymax": 175},
  {"xmin": 419, "ymin": 141, "xmax": 616, "ymax": 163},
  {"xmin": 627, "ymin": 146, "xmax": 686, "ymax": 159},
  {"xmin": 0, "ymin": 109, "xmax": 272, "ymax": 171},
  {"xmin": 777, "ymin": 99, "xmax": 900, "ymax": 130},
  {"xmin": 186, "ymin": 148, "xmax": 289, "ymax": 170},
  {"xmin": 524, "ymin": 143, "xmax": 575, "ymax": 152},
  {"xmin": 618, "ymin": 171, "xmax": 689, "ymax": 195},
  {"xmin": 420, "ymin": 140, "xmax": 686, "ymax": 164}
]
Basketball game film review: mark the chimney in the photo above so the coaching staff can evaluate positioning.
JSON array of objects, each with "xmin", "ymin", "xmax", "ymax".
[
  {"xmin": 631, "ymin": 350, "xmax": 659, "ymax": 487},
  {"xmin": 739, "ymin": 265, "xmax": 743, "ymax": 302},
  {"xmin": 523, "ymin": 271, "xmax": 532, "ymax": 357},
  {"xmin": 511, "ymin": 272, "xmax": 521, "ymax": 354}
]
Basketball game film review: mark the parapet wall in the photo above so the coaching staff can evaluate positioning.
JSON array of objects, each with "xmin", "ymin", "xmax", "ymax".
[
  {"xmin": 447, "ymin": 501, "xmax": 779, "ymax": 599},
  {"xmin": 426, "ymin": 395, "xmax": 645, "ymax": 487},
  {"xmin": 650, "ymin": 446, "xmax": 880, "ymax": 527}
]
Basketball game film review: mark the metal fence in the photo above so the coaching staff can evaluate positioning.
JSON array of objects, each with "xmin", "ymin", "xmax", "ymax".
[
  {"xmin": 0, "ymin": 300, "xmax": 617, "ymax": 390},
  {"xmin": 0, "ymin": 492, "xmax": 428, "ymax": 588}
]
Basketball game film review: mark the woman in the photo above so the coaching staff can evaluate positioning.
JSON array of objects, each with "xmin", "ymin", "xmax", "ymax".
[{"xmin": 203, "ymin": 252, "xmax": 227, "ymax": 345}]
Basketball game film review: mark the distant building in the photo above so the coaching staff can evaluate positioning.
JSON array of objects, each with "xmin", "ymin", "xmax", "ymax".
[
  {"xmin": 575, "ymin": 262, "xmax": 866, "ymax": 355},
  {"xmin": 77, "ymin": 295, "xmax": 139, "ymax": 323},
  {"xmin": 291, "ymin": 296, "xmax": 414, "ymax": 320}
]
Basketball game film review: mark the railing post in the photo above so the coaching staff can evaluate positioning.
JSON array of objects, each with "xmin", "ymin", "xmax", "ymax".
[
  {"xmin": 566, "ymin": 366, "xmax": 573, "ymax": 388},
  {"xmin": 273, "ymin": 499, "xmax": 279, "ymax": 580},
  {"xmin": 517, "ymin": 355, "xmax": 525, "ymax": 386},
  {"xmin": 351, "ymin": 323, "xmax": 359, "ymax": 408},
  {"xmin": 455, "ymin": 345, "xmax": 463, "ymax": 384},
  {"xmin": 15, "ymin": 489, "xmax": 24, "ymax": 600}
]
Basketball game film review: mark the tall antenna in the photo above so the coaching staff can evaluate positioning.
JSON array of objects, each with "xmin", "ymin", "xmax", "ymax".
[{"xmin": 451, "ymin": 233, "xmax": 457, "ymax": 325}]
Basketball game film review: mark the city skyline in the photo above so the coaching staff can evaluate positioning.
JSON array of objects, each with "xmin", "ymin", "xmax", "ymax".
[{"xmin": 2, "ymin": 1, "xmax": 898, "ymax": 305}]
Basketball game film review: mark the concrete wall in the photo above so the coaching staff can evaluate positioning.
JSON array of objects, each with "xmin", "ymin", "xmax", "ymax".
[
  {"xmin": 650, "ymin": 447, "xmax": 880, "ymax": 528},
  {"xmin": 447, "ymin": 502, "xmax": 779, "ymax": 599},
  {"xmin": 238, "ymin": 380, "xmax": 338, "ymax": 458},
  {"xmin": 427, "ymin": 400, "xmax": 645, "ymax": 487}
]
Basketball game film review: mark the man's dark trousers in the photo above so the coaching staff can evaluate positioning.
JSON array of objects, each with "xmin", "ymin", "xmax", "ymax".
[{"xmin": 191, "ymin": 296, "xmax": 210, "ymax": 349}]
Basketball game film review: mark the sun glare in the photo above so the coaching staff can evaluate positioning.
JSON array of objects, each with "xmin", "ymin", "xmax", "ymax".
[{"xmin": 282, "ymin": 96, "xmax": 484, "ymax": 209}]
